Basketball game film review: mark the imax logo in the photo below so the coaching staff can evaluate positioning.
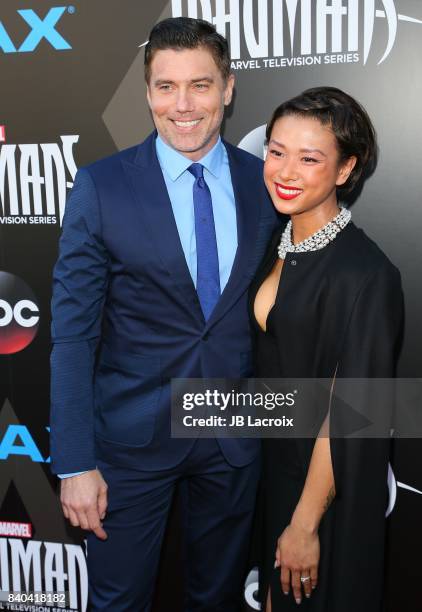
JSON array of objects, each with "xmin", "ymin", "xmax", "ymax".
[
  {"xmin": 0, "ymin": 6, "xmax": 73, "ymax": 54},
  {"xmin": 172, "ymin": 0, "xmax": 422, "ymax": 65}
]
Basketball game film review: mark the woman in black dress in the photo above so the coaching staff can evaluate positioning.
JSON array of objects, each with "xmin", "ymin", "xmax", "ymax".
[{"xmin": 250, "ymin": 87, "xmax": 404, "ymax": 611}]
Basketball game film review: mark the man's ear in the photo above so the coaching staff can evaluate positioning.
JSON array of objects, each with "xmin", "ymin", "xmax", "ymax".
[
  {"xmin": 224, "ymin": 73, "xmax": 235, "ymax": 106},
  {"xmin": 336, "ymin": 156, "xmax": 357, "ymax": 186}
]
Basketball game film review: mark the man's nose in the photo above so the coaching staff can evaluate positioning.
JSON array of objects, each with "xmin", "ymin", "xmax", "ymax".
[{"xmin": 175, "ymin": 88, "xmax": 194, "ymax": 113}]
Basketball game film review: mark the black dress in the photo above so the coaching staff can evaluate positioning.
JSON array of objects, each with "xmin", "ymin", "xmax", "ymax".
[{"xmin": 249, "ymin": 221, "xmax": 404, "ymax": 611}]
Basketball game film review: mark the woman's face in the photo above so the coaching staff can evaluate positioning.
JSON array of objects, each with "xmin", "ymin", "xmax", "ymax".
[{"xmin": 264, "ymin": 114, "xmax": 355, "ymax": 217}]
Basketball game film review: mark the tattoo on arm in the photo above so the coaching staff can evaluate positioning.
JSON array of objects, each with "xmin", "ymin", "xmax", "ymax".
[{"xmin": 323, "ymin": 486, "xmax": 336, "ymax": 513}]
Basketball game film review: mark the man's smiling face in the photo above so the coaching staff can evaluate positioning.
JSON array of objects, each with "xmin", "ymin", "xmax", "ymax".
[{"xmin": 146, "ymin": 46, "xmax": 234, "ymax": 161}]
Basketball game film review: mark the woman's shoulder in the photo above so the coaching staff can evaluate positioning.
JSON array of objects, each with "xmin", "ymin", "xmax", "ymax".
[{"xmin": 337, "ymin": 221, "xmax": 400, "ymax": 281}]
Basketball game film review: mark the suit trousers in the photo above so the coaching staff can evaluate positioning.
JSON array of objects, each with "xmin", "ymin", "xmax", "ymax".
[{"xmin": 87, "ymin": 438, "xmax": 260, "ymax": 611}]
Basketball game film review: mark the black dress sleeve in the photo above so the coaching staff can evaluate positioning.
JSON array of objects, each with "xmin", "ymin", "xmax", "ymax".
[
  {"xmin": 331, "ymin": 261, "xmax": 404, "ymax": 498},
  {"xmin": 321, "ymin": 261, "xmax": 405, "ymax": 608},
  {"xmin": 336, "ymin": 263, "xmax": 403, "ymax": 376}
]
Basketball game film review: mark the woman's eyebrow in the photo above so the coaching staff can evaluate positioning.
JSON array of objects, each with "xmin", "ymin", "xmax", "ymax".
[
  {"xmin": 268, "ymin": 139, "xmax": 326, "ymax": 157},
  {"xmin": 299, "ymin": 148, "xmax": 327, "ymax": 157}
]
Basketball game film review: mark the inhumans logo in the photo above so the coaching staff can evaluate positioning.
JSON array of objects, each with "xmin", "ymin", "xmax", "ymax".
[
  {"xmin": 0, "ymin": 134, "xmax": 79, "ymax": 226},
  {"xmin": 0, "ymin": 272, "xmax": 39, "ymax": 354},
  {"xmin": 172, "ymin": 0, "xmax": 422, "ymax": 66}
]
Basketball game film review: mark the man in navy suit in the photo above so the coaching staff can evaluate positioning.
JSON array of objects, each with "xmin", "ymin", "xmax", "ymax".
[{"xmin": 50, "ymin": 17, "xmax": 277, "ymax": 611}]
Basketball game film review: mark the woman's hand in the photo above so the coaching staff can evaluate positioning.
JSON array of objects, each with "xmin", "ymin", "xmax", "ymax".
[{"xmin": 274, "ymin": 519, "xmax": 320, "ymax": 605}]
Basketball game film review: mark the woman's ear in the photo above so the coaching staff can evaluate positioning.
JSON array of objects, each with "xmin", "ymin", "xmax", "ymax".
[{"xmin": 336, "ymin": 156, "xmax": 357, "ymax": 186}]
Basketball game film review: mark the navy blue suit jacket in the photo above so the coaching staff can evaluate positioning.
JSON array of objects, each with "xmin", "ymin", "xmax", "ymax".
[{"xmin": 50, "ymin": 132, "xmax": 278, "ymax": 474}]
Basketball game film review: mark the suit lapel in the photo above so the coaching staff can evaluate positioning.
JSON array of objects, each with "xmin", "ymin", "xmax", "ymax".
[
  {"xmin": 205, "ymin": 142, "xmax": 261, "ymax": 329},
  {"xmin": 122, "ymin": 134, "xmax": 264, "ymax": 329},
  {"xmin": 122, "ymin": 133, "xmax": 204, "ymax": 323}
]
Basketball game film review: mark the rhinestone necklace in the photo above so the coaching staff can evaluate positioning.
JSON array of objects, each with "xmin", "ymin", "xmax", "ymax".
[{"xmin": 277, "ymin": 207, "xmax": 352, "ymax": 260}]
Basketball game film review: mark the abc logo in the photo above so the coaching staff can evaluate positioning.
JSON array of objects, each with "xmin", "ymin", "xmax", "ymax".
[
  {"xmin": 238, "ymin": 125, "xmax": 267, "ymax": 160},
  {"xmin": 0, "ymin": 271, "xmax": 39, "ymax": 354},
  {"xmin": 244, "ymin": 567, "xmax": 260, "ymax": 610}
]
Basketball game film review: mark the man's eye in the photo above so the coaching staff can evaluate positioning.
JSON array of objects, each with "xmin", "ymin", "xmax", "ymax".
[
  {"xmin": 302, "ymin": 157, "xmax": 319, "ymax": 163},
  {"xmin": 194, "ymin": 83, "xmax": 208, "ymax": 90},
  {"xmin": 159, "ymin": 84, "xmax": 171, "ymax": 91}
]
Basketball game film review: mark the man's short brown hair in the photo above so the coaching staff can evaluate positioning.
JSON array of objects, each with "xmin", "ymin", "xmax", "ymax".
[{"xmin": 144, "ymin": 17, "xmax": 231, "ymax": 83}]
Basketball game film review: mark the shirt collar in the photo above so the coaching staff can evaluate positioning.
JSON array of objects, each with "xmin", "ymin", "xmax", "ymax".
[{"xmin": 155, "ymin": 134, "xmax": 224, "ymax": 181}]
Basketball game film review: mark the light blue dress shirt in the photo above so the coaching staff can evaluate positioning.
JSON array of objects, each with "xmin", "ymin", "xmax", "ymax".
[
  {"xmin": 155, "ymin": 134, "xmax": 237, "ymax": 291},
  {"xmin": 59, "ymin": 134, "xmax": 238, "ymax": 479}
]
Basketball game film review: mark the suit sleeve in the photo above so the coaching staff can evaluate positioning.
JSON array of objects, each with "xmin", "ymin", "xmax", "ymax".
[
  {"xmin": 50, "ymin": 168, "xmax": 110, "ymax": 474},
  {"xmin": 330, "ymin": 262, "xmax": 404, "ymax": 499}
]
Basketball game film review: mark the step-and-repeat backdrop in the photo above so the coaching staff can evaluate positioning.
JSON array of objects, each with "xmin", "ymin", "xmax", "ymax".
[{"xmin": 0, "ymin": 1, "xmax": 421, "ymax": 610}]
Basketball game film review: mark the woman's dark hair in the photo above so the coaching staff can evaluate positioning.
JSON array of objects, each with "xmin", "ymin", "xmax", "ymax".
[
  {"xmin": 144, "ymin": 17, "xmax": 231, "ymax": 83},
  {"xmin": 266, "ymin": 87, "xmax": 377, "ymax": 195}
]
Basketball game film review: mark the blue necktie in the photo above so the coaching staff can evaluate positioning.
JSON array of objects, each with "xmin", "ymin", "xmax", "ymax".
[{"xmin": 188, "ymin": 163, "xmax": 220, "ymax": 320}]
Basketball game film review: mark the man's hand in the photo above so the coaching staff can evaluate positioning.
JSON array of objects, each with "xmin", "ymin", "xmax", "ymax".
[{"xmin": 60, "ymin": 469, "xmax": 108, "ymax": 540}]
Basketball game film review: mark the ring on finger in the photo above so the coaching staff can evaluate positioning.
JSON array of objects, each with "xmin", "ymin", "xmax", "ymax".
[{"xmin": 300, "ymin": 575, "xmax": 311, "ymax": 584}]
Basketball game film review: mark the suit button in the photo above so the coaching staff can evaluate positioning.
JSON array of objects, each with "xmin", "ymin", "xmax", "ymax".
[
  {"xmin": 291, "ymin": 259, "xmax": 297, "ymax": 266},
  {"xmin": 202, "ymin": 332, "xmax": 210, "ymax": 341}
]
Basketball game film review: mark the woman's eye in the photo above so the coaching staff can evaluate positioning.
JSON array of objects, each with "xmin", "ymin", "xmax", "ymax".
[
  {"xmin": 269, "ymin": 149, "xmax": 283, "ymax": 157},
  {"xmin": 303, "ymin": 157, "xmax": 319, "ymax": 163}
]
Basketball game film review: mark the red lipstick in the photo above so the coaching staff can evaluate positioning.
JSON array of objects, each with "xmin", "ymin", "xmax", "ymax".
[{"xmin": 275, "ymin": 183, "xmax": 303, "ymax": 200}]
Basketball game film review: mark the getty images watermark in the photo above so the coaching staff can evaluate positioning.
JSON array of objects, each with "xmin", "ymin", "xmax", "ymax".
[
  {"xmin": 171, "ymin": 378, "xmax": 422, "ymax": 439},
  {"xmin": 182, "ymin": 387, "xmax": 296, "ymax": 429}
]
